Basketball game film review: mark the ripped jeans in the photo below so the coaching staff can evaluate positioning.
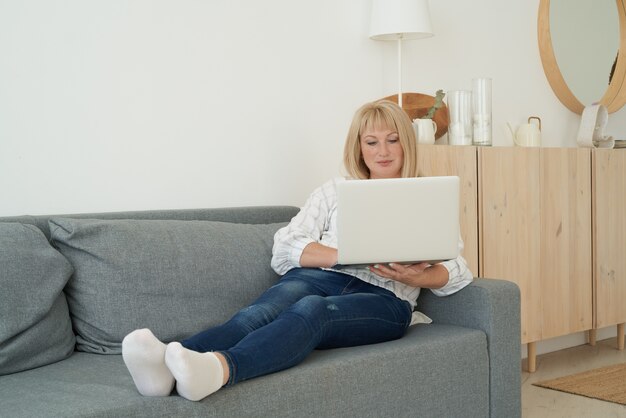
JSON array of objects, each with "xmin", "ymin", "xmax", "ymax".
[{"xmin": 181, "ymin": 268, "xmax": 412, "ymax": 385}]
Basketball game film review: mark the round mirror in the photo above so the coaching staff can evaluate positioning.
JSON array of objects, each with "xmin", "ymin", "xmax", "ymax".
[{"xmin": 538, "ymin": 0, "xmax": 626, "ymax": 114}]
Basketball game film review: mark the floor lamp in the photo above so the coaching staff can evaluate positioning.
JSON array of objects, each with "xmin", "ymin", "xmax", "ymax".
[{"xmin": 369, "ymin": 0, "xmax": 434, "ymax": 108}]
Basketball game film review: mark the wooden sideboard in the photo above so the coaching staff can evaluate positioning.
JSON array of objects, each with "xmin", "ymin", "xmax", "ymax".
[
  {"xmin": 593, "ymin": 150, "xmax": 626, "ymax": 347},
  {"xmin": 416, "ymin": 145, "xmax": 479, "ymax": 276},
  {"xmin": 417, "ymin": 145, "xmax": 626, "ymax": 372}
]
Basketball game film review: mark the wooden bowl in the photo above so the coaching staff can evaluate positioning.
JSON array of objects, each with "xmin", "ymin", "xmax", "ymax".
[{"xmin": 381, "ymin": 92, "xmax": 450, "ymax": 140}]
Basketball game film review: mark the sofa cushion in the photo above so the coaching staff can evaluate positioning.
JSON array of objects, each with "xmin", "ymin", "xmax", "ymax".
[
  {"xmin": 49, "ymin": 218, "xmax": 286, "ymax": 354},
  {"xmin": 0, "ymin": 324, "xmax": 489, "ymax": 418},
  {"xmin": 0, "ymin": 223, "xmax": 75, "ymax": 375}
]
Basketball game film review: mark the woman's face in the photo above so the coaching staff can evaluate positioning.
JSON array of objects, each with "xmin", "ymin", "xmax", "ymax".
[{"xmin": 359, "ymin": 125, "xmax": 404, "ymax": 179}]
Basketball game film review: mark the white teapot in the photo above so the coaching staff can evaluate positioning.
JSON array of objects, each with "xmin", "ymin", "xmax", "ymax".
[{"xmin": 507, "ymin": 116, "xmax": 541, "ymax": 147}]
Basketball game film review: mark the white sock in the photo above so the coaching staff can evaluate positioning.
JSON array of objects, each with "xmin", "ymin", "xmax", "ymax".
[
  {"xmin": 165, "ymin": 342, "xmax": 225, "ymax": 402},
  {"xmin": 122, "ymin": 328, "xmax": 174, "ymax": 397}
]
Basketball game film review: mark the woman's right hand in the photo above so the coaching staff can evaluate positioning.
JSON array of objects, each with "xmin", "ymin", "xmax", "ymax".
[
  {"xmin": 369, "ymin": 262, "xmax": 449, "ymax": 289},
  {"xmin": 299, "ymin": 242, "xmax": 338, "ymax": 269}
]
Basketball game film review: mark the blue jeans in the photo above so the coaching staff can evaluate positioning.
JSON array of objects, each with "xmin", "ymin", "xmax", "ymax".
[{"xmin": 181, "ymin": 268, "xmax": 412, "ymax": 385}]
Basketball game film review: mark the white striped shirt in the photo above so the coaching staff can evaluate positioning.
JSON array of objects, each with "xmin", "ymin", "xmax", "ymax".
[{"xmin": 271, "ymin": 178, "xmax": 473, "ymax": 309}]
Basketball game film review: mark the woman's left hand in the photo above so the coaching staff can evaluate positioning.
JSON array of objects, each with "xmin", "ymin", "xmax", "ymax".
[{"xmin": 369, "ymin": 262, "xmax": 449, "ymax": 289}]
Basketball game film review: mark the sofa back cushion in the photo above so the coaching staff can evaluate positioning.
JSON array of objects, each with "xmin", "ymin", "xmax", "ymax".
[
  {"xmin": 49, "ymin": 218, "xmax": 285, "ymax": 354},
  {"xmin": 0, "ymin": 223, "xmax": 76, "ymax": 375}
]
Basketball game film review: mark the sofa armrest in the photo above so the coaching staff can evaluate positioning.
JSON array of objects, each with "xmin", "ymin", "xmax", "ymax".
[{"xmin": 417, "ymin": 278, "xmax": 521, "ymax": 418}]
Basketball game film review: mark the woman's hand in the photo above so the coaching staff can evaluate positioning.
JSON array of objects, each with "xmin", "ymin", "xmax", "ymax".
[{"xmin": 369, "ymin": 262, "xmax": 449, "ymax": 289}]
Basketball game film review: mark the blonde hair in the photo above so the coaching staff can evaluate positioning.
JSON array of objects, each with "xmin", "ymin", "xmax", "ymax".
[{"xmin": 343, "ymin": 100, "xmax": 418, "ymax": 179}]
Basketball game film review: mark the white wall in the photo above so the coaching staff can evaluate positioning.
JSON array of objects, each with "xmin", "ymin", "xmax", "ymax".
[
  {"xmin": 0, "ymin": 0, "xmax": 384, "ymax": 215},
  {"xmin": 0, "ymin": 0, "xmax": 620, "ymax": 353},
  {"xmin": 2, "ymin": 0, "xmax": 625, "ymax": 216}
]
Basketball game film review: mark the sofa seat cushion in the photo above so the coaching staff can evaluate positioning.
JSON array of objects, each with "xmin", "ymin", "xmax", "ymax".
[
  {"xmin": 0, "ymin": 222, "xmax": 75, "ymax": 375},
  {"xmin": 0, "ymin": 324, "xmax": 489, "ymax": 418},
  {"xmin": 49, "ymin": 218, "xmax": 286, "ymax": 354}
]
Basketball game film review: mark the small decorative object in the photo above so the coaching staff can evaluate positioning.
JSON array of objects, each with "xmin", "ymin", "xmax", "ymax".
[
  {"xmin": 380, "ymin": 92, "xmax": 449, "ymax": 140},
  {"xmin": 447, "ymin": 90, "xmax": 472, "ymax": 145},
  {"xmin": 472, "ymin": 77, "xmax": 492, "ymax": 146},
  {"xmin": 421, "ymin": 89, "xmax": 445, "ymax": 120},
  {"xmin": 507, "ymin": 116, "xmax": 542, "ymax": 147},
  {"xmin": 577, "ymin": 104, "xmax": 614, "ymax": 148},
  {"xmin": 413, "ymin": 89, "xmax": 443, "ymax": 145},
  {"xmin": 413, "ymin": 118, "xmax": 437, "ymax": 145}
]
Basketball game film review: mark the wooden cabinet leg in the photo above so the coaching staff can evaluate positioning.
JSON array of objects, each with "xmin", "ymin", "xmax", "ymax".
[
  {"xmin": 588, "ymin": 329, "xmax": 597, "ymax": 346},
  {"xmin": 618, "ymin": 323, "xmax": 625, "ymax": 350},
  {"xmin": 527, "ymin": 342, "xmax": 537, "ymax": 373}
]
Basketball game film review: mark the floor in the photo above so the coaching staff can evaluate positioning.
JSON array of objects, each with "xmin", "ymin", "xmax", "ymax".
[{"xmin": 522, "ymin": 337, "xmax": 626, "ymax": 417}]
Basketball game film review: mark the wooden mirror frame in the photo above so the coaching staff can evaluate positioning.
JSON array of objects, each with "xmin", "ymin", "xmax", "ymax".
[{"xmin": 538, "ymin": 0, "xmax": 626, "ymax": 114}]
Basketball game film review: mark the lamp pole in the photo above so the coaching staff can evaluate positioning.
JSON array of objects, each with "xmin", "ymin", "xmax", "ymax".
[{"xmin": 398, "ymin": 36, "xmax": 403, "ymax": 108}]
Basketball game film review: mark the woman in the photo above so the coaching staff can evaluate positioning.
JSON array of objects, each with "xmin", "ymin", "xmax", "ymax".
[{"xmin": 122, "ymin": 100, "xmax": 473, "ymax": 401}]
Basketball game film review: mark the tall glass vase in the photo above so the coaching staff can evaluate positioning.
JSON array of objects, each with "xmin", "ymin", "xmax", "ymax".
[
  {"xmin": 472, "ymin": 78, "xmax": 492, "ymax": 146},
  {"xmin": 447, "ymin": 90, "xmax": 473, "ymax": 145}
]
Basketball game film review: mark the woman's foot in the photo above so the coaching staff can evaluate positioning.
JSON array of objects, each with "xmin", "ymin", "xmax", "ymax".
[
  {"xmin": 164, "ymin": 342, "xmax": 225, "ymax": 401},
  {"xmin": 122, "ymin": 329, "xmax": 174, "ymax": 397}
]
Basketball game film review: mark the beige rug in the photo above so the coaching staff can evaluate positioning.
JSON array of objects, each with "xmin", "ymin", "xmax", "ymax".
[{"xmin": 533, "ymin": 362, "xmax": 626, "ymax": 405}]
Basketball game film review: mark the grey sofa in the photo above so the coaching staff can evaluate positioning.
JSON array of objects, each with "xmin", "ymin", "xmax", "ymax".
[{"xmin": 0, "ymin": 206, "xmax": 521, "ymax": 418}]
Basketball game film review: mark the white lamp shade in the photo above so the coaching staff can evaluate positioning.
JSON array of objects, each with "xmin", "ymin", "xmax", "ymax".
[{"xmin": 369, "ymin": 0, "xmax": 434, "ymax": 41}]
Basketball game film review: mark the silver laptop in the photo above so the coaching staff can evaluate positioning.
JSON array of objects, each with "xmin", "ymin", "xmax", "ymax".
[{"xmin": 335, "ymin": 176, "xmax": 460, "ymax": 267}]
